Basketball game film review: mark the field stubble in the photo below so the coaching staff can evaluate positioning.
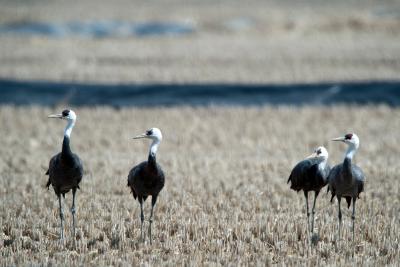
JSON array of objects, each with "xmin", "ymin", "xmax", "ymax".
[{"xmin": 0, "ymin": 106, "xmax": 399, "ymax": 266}]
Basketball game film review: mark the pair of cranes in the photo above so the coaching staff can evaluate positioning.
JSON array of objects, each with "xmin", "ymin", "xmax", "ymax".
[
  {"xmin": 287, "ymin": 134, "xmax": 365, "ymax": 241},
  {"xmin": 45, "ymin": 109, "xmax": 365, "ymax": 245},
  {"xmin": 46, "ymin": 109, "xmax": 163, "ymax": 244}
]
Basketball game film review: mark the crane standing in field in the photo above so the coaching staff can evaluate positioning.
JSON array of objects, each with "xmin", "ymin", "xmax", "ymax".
[
  {"xmin": 287, "ymin": 146, "xmax": 330, "ymax": 234},
  {"xmin": 46, "ymin": 109, "xmax": 83, "ymax": 242},
  {"xmin": 127, "ymin": 128, "xmax": 165, "ymax": 244},
  {"xmin": 328, "ymin": 133, "xmax": 365, "ymax": 241}
]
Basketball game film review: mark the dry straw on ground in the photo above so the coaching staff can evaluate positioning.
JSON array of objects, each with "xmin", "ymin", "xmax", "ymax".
[{"xmin": 0, "ymin": 106, "xmax": 399, "ymax": 266}]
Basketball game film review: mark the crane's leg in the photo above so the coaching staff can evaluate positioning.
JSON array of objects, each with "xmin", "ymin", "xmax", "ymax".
[
  {"xmin": 58, "ymin": 193, "xmax": 64, "ymax": 241},
  {"xmin": 139, "ymin": 197, "xmax": 145, "ymax": 242},
  {"xmin": 311, "ymin": 191, "xmax": 319, "ymax": 234},
  {"xmin": 352, "ymin": 197, "xmax": 356, "ymax": 242},
  {"xmin": 304, "ymin": 191, "xmax": 310, "ymax": 233},
  {"xmin": 71, "ymin": 188, "xmax": 77, "ymax": 246},
  {"xmin": 148, "ymin": 195, "xmax": 158, "ymax": 245},
  {"xmin": 337, "ymin": 197, "xmax": 342, "ymax": 241}
]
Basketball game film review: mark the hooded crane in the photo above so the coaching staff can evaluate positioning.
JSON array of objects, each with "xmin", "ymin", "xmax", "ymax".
[
  {"xmin": 328, "ymin": 133, "xmax": 365, "ymax": 241},
  {"xmin": 287, "ymin": 146, "xmax": 330, "ymax": 234},
  {"xmin": 127, "ymin": 128, "xmax": 165, "ymax": 244},
  {"xmin": 46, "ymin": 109, "xmax": 83, "ymax": 242}
]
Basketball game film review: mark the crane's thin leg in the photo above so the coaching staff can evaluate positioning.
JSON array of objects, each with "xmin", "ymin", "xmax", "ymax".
[
  {"xmin": 148, "ymin": 195, "xmax": 158, "ymax": 245},
  {"xmin": 337, "ymin": 197, "xmax": 342, "ymax": 241},
  {"xmin": 58, "ymin": 194, "xmax": 64, "ymax": 241},
  {"xmin": 352, "ymin": 197, "xmax": 356, "ymax": 242},
  {"xmin": 71, "ymin": 188, "xmax": 77, "ymax": 246},
  {"xmin": 304, "ymin": 191, "xmax": 310, "ymax": 233},
  {"xmin": 139, "ymin": 197, "xmax": 144, "ymax": 242},
  {"xmin": 311, "ymin": 191, "xmax": 319, "ymax": 234}
]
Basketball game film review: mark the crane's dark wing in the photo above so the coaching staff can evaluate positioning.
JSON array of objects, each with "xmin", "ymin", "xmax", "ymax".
[
  {"xmin": 352, "ymin": 164, "xmax": 365, "ymax": 198},
  {"xmin": 287, "ymin": 159, "xmax": 313, "ymax": 191},
  {"xmin": 307, "ymin": 163, "xmax": 319, "ymax": 187},
  {"xmin": 288, "ymin": 159, "xmax": 318, "ymax": 191},
  {"xmin": 127, "ymin": 162, "xmax": 145, "ymax": 199},
  {"xmin": 46, "ymin": 152, "xmax": 83, "ymax": 194},
  {"xmin": 46, "ymin": 153, "xmax": 59, "ymax": 188},
  {"xmin": 72, "ymin": 153, "xmax": 84, "ymax": 187},
  {"xmin": 127, "ymin": 161, "xmax": 165, "ymax": 200},
  {"xmin": 327, "ymin": 164, "xmax": 342, "ymax": 201}
]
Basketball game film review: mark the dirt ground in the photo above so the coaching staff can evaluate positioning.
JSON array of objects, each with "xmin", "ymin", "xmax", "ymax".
[
  {"xmin": 0, "ymin": 106, "xmax": 399, "ymax": 266},
  {"xmin": 0, "ymin": 0, "xmax": 400, "ymax": 83}
]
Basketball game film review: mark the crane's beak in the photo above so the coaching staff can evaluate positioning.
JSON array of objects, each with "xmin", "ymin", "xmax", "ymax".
[
  {"xmin": 332, "ymin": 136, "xmax": 345, "ymax": 142},
  {"xmin": 48, "ymin": 114, "xmax": 63, "ymax": 119},
  {"xmin": 306, "ymin": 152, "xmax": 318, "ymax": 159},
  {"xmin": 132, "ymin": 133, "xmax": 147, "ymax": 139}
]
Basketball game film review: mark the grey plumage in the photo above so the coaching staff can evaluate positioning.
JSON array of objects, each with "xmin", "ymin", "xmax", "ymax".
[
  {"xmin": 127, "ymin": 128, "xmax": 165, "ymax": 244},
  {"xmin": 327, "ymin": 159, "xmax": 364, "ymax": 207},
  {"xmin": 328, "ymin": 133, "xmax": 365, "ymax": 241},
  {"xmin": 46, "ymin": 109, "xmax": 83, "ymax": 243},
  {"xmin": 288, "ymin": 146, "xmax": 330, "ymax": 234}
]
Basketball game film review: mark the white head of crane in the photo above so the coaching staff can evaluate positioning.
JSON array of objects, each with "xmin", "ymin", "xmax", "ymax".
[
  {"xmin": 306, "ymin": 146, "xmax": 328, "ymax": 160},
  {"xmin": 332, "ymin": 133, "xmax": 359, "ymax": 159},
  {"xmin": 48, "ymin": 109, "xmax": 77, "ymax": 138},
  {"xmin": 306, "ymin": 146, "xmax": 329, "ymax": 171},
  {"xmin": 133, "ymin": 128, "xmax": 163, "ymax": 156}
]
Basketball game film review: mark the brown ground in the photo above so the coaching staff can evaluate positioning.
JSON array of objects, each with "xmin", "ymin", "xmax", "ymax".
[
  {"xmin": 0, "ymin": 0, "xmax": 400, "ymax": 83},
  {"xmin": 0, "ymin": 106, "xmax": 399, "ymax": 266}
]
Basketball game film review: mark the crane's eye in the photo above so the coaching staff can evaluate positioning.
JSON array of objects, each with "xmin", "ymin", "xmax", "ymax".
[
  {"xmin": 62, "ymin": 110, "xmax": 70, "ymax": 117},
  {"xmin": 146, "ymin": 129, "xmax": 153, "ymax": 136},
  {"xmin": 345, "ymin": 133, "xmax": 353, "ymax": 140},
  {"xmin": 317, "ymin": 149, "xmax": 321, "ymax": 154}
]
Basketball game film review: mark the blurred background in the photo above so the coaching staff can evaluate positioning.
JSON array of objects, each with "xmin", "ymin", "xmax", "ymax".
[{"xmin": 0, "ymin": 0, "xmax": 400, "ymax": 105}]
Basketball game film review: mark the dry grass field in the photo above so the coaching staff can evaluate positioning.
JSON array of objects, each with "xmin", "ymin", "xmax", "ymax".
[{"xmin": 0, "ymin": 106, "xmax": 399, "ymax": 266}]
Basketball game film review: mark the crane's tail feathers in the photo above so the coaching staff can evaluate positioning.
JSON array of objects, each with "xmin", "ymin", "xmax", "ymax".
[
  {"xmin": 46, "ymin": 179, "xmax": 51, "ymax": 190},
  {"xmin": 287, "ymin": 176, "xmax": 291, "ymax": 184},
  {"xmin": 45, "ymin": 169, "xmax": 49, "ymax": 175},
  {"xmin": 345, "ymin": 196, "xmax": 351, "ymax": 209},
  {"xmin": 77, "ymin": 185, "xmax": 80, "ymax": 190},
  {"xmin": 131, "ymin": 189, "xmax": 137, "ymax": 199}
]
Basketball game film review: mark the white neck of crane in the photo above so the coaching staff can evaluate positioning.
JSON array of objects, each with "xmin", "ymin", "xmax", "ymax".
[
  {"xmin": 64, "ymin": 119, "xmax": 75, "ymax": 138},
  {"xmin": 149, "ymin": 139, "xmax": 161, "ymax": 156},
  {"xmin": 317, "ymin": 157, "xmax": 328, "ymax": 171},
  {"xmin": 345, "ymin": 144, "xmax": 358, "ymax": 160}
]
